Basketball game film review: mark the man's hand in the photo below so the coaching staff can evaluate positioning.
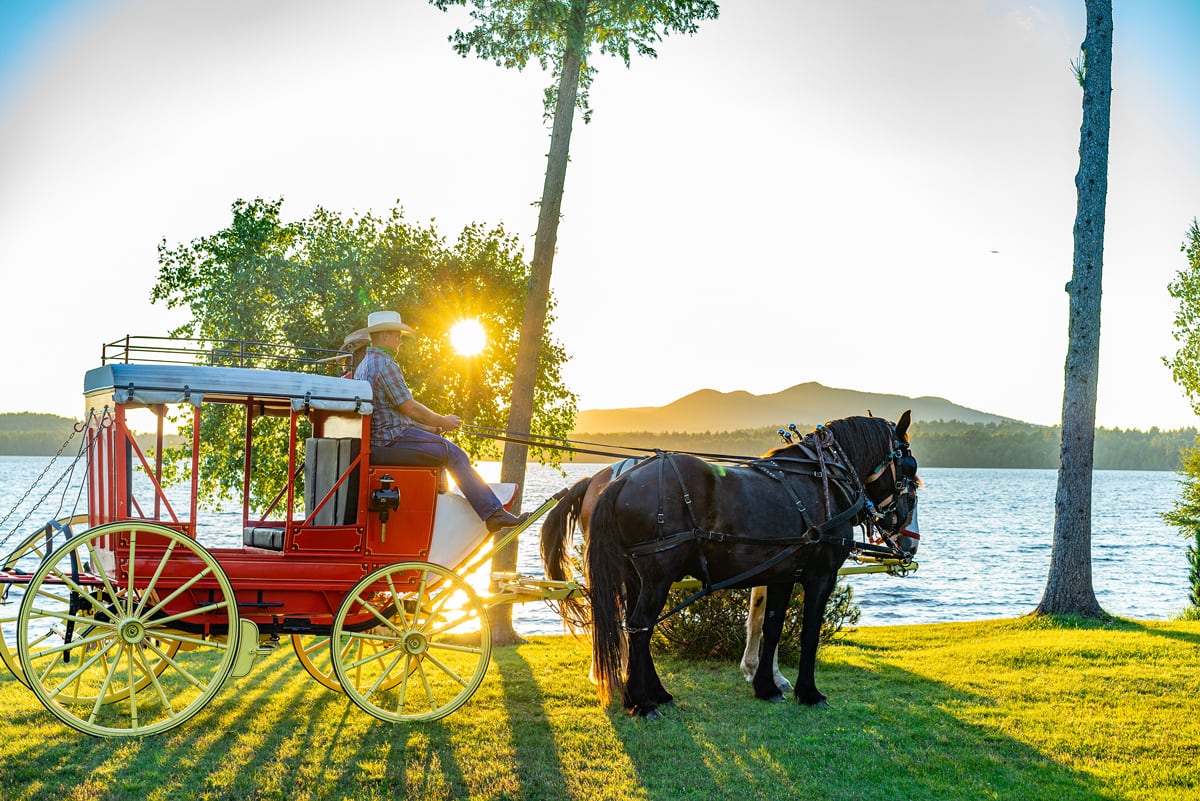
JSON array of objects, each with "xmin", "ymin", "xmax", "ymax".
[{"xmin": 441, "ymin": 414, "xmax": 462, "ymax": 432}]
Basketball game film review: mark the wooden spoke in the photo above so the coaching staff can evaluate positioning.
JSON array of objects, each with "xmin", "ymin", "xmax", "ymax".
[{"xmin": 331, "ymin": 561, "xmax": 491, "ymax": 723}]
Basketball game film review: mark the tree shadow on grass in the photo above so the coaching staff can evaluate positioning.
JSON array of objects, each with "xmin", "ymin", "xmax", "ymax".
[
  {"xmin": 0, "ymin": 642, "xmax": 311, "ymax": 798},
  {"xmin": 1120, "ymin": 618, "xmax": 1200, "ymax": 647},
  {"xmin": 606, "ymin": 652, "xmax": 1123, "ymax": 801},
  {"xmin": 488, "ymin": 641, "xmax": 597, "ymax": 799}
]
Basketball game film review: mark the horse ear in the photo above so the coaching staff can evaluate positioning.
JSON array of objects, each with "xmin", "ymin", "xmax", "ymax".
[{"xmin": 896, "ymin": 409, "xmax": 912, "ymax": 441}]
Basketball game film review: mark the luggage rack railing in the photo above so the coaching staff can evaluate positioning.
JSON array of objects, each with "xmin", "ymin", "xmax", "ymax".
[{"xmin": 101, "ymin": 335, "xmax": 347, "ymax": 374}]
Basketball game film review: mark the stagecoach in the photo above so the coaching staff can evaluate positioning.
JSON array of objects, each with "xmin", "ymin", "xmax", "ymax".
[
  {"xmin": 0, "ymin": 336, "xmax": 573, "ymax": 737},
  {"xmin": 0, "ymin": 336, "xmax": 918, "ymax": 737}
]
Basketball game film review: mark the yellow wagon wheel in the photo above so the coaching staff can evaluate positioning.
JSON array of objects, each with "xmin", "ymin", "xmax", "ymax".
[
  {"xmin": 292, "ymin": 632, "xmax": 406, "ymax": 692},
  {"xmin": 17, "ymin": 522, "xmax": 239, "ymax": 737},
  {"xmin": 1, "ymin": 514, "xmax": 89, "ymax": 685},
  {"xmin": 331, "ymin": 561, "xmax": 491, "ymax": 722}
]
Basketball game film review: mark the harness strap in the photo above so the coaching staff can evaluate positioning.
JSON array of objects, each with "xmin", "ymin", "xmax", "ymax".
[
  {"xmin": 812, "ymin": 495, "xmax": 865, "ymax": 547},
  {"xmin": 751, "ymin": 461, "xmax": 813, "ymax": 532},
  {"xmin": 655, "ymin": 450, "xmax": 698, "ymax": 535},
  {"xmin": 652, "ymin": 542, "xmax": 805, "ymax": 627},
  {"xmin": 656, "ymin": 452, "xmax": 665, "ymax": 527}
]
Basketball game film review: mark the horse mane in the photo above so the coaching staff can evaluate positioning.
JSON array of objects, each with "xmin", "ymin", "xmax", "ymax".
[{"xmin": 760, "ymin": 415, "xmax": 893, "ymax": 466}]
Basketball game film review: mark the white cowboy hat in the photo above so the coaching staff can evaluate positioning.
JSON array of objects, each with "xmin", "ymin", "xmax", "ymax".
[
  {"xmin": 364, "ymin": 310, "xmax": 414, "ymax": 335},
  {"xmin": 341, "ymin": 327, "xmax": 371, "ymax": 350}
]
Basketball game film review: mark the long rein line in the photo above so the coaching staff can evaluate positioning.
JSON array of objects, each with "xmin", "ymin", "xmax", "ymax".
[
  {"xmin": 458, "ymin": 423, "xmax": 762, "ymax": 464},
  {"xmin": 461, "ymin": 422, "xmax": 897, "ymax": 554}
]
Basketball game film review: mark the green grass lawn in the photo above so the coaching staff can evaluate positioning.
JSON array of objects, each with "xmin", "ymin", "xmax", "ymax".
[{"xmin": 2, "ymin": 617, "xmax": 1198, "ymax": 801}]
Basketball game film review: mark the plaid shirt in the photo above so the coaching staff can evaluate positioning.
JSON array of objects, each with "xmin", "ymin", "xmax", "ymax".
[{"xmin": 354, "ymin": 346, "xmax": 414, "ymax": 446}]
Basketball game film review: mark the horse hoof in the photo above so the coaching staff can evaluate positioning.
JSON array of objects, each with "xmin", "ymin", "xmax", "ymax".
[
  {"xmin": 796, "ymin": 693, "xmax": 829, "ymax": 707},
  {"xmin": 766, "ymin": 694, "xmax": 787, "ymax": 704},
  {"xmin": 628, "ymin": 703, "xmax": 662, "ymax": 719}
]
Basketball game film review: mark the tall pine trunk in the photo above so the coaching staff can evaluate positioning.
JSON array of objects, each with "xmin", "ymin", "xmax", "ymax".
[
  {"xmin": 1035, "ymin": 0, "xmax": 1112, "ymax": 617},
  {"xmin": 491, "ymin": 45, "xmax": 583, "ymax": 644}
]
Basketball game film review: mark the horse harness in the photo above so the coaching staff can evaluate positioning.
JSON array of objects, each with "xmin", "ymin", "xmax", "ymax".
[{"xmin": 618, "ymin": 427, "xmax": 916, "ymax": 628}]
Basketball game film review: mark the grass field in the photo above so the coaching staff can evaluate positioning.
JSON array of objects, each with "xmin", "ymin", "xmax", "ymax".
[{"xmin": 1, "ymin": 616, "xmax": 1198, "ymax": 801}]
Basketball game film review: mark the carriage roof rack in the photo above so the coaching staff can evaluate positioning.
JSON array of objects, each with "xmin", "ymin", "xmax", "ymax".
[{"xmin": 101, "ymin": 335, "xmax": 346, "ymax": 375}]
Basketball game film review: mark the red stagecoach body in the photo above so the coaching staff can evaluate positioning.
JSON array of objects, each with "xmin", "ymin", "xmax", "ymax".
[{"xmin": 80, "ymin": 356, "xmax": 514, "ymax": 635}]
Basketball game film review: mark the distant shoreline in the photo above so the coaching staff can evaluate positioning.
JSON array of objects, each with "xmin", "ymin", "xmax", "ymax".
[{"xmin": 1, "ymin": 411, "xmax": 1193, "ymax": 470}]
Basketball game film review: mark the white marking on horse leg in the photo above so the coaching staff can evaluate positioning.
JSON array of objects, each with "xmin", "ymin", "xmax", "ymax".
[
  {"xmin": 741, "ymin": 586, "xmax": 766, "ymax": 682},
  {"xmin": 771, "ymin": 647, "xmax": 793, "ymax": 692}
]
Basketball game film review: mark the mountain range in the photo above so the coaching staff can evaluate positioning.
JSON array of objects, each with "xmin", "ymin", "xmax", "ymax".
[{"xmin": 570, "ymin": 382, "xmax": 1013, "ymax": 434}]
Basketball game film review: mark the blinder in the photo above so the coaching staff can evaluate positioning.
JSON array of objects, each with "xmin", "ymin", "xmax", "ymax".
[{"xmin": 863, "ymin": 434, "xmax": 920, "ymax": 557}]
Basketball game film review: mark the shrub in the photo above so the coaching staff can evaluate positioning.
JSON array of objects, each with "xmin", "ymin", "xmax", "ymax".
[{"xmin": 652, "ymin": 580, "xmax": 861, "ymax": 663}]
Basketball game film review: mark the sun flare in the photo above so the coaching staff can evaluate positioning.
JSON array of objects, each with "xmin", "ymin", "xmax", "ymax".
[{"xmin": 449, "ymin": 319, "xmax": 487, "ymax": 356}]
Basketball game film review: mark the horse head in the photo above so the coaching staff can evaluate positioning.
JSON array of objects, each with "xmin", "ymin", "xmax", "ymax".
[{"xmin": 861, "ymin": 409, "xmax": 920, "ymax": 557}]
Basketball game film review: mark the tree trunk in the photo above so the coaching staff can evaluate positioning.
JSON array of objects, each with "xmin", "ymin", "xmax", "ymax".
[
  {"xmin": 490, "ymin": 45, "xmax": 583, "ymax": 644},
  {"xmin": 1035, "ymin": 0, "xmax": 1112, "ymax": 618}
]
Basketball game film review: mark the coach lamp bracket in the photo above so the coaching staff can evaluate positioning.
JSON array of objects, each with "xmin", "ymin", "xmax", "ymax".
[{"xmin": 369, "ymin": 474, "xmax": 400, "ymax": 542}]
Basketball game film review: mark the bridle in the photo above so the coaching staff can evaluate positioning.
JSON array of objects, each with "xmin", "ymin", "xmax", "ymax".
[{"xmin": 861, "ymin": 430, "xmax": 920, "ymax": 557}]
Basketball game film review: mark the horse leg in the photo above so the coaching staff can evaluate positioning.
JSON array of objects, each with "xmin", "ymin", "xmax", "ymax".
[
  {"xmin": 751, "ymin": 582, "xmax": 794, "ymax": 701},
  {"xmin": 741, "ymin": 586, "xmax": 793, "ymax": 692},
  {"xmin": 740, "ymin": 586, "xmax": 764, "ymax": 682},
  {"xmin": 793, "ymin": 571, "xmax": 837, "ymax": 706},
  {"xmin": 621, "ymin": 573, "xmax": 674, "ymax": 718}
]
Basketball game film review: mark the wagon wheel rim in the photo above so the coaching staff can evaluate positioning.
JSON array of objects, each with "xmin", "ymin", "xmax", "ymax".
[
  {"xmin": 0, "ymin": 514, "xmax": 90, "ymax": 686},
  {"xmin": 16, "ymin": 522, "xmax": 239, "ymax": 738},
  {"xmin": 331, "ymin": 561, "xmax": 491, "ymax": 723},
  {"xmin": 291, "ymin": 633, "xmax": 342, "ymax": 691},
  {"xmin": 292, "ymin": 631, "xmax": 408, "ymax": 693}
]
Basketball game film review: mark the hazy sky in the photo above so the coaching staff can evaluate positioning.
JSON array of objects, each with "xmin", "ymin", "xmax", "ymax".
[{"xmin": 2, "ymin": 0, "xmax": 1198, "ymax": 430}]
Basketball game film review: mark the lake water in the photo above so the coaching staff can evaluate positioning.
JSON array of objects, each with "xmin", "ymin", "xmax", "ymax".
[{"xmin": 0, "ymin": 455, "xmax": 1191, "ymax": 634}]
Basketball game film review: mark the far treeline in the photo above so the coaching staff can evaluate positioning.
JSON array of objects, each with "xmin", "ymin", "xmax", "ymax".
[
  {"xmin": 0, "ymin": 413, "xmax": 177, "ymax": 457},
  {"xmin": 0, "ymin": 413, "xmax": 83, "ymax": 457},
  {"xmin": 566, "ymin": 420, "xmax": 1198, "ymax": 471},
  {"xmin": 3, "ymin": 413, "xmax": 1195, "ymax": 471}
]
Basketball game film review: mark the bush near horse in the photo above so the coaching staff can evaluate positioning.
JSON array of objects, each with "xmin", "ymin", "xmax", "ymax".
[{"xmin": 653, "ymin": 581, "xmax": 861, "ymax": 661}]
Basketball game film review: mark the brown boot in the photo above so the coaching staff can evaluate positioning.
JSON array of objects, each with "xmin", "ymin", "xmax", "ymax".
[{"xmin": 485, "ymin": 509, "xmax": 531, "ymax": 533}]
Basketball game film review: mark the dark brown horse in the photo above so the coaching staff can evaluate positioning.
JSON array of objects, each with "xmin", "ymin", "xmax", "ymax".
[
  {"xmin": 541, "ymin": 459, "xmax": 793, "ymax": 691},
  {"xmin": 587, "ymin": 412, "xmax": 919, "ymax": 717}
]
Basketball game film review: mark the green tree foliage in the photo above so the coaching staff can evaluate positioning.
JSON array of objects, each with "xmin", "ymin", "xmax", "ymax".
[
  {"xmin": 150, "ymin": 197, "xmax": 577, "ymax": 508},
  {"xmin": 433, "ymin": 0, "xmax": 720, "ymax": 122},
  {"xmin": 1167, "ymin": 219, "xmax": 1200, "ymax": 408},
  {"xmin": 1165, "ymin": 219, "xmax": 1200, "ymax": 615},
  {"xmin": 1162, "ymin": 445, "xmax": 1200, "ymax": 616}
]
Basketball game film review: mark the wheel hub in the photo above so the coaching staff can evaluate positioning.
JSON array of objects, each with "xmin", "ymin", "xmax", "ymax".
[
  {"xmin": 118, "ymin": 619, "xmax": 146, "ymax": 644},
  {"xmin": 403, "ymin": 631, "xmax": 427, "ymax": 655}
]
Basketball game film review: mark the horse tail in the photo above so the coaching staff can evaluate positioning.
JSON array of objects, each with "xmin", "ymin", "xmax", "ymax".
[
  {"xmin": 587, "ymin": 483, "xmax": 627, "ymax": 705},
  {"xmin": 541, "ymin": 476, "xmax": 589, "ymax": 581},
  {"xmin": 540, "ymin": 475, "xmax": 592, "ymax": 629}
]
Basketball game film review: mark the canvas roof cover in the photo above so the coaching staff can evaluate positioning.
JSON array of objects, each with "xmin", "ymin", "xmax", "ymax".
[{"xmin": 83, "ymin": 363, "xmax": 374, "ymax": 414}]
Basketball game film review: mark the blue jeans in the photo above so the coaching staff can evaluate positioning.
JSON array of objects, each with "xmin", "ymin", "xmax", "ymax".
[{"xmin": 379, "ymin": 427, "xmax": 503, "ymax": 520}]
